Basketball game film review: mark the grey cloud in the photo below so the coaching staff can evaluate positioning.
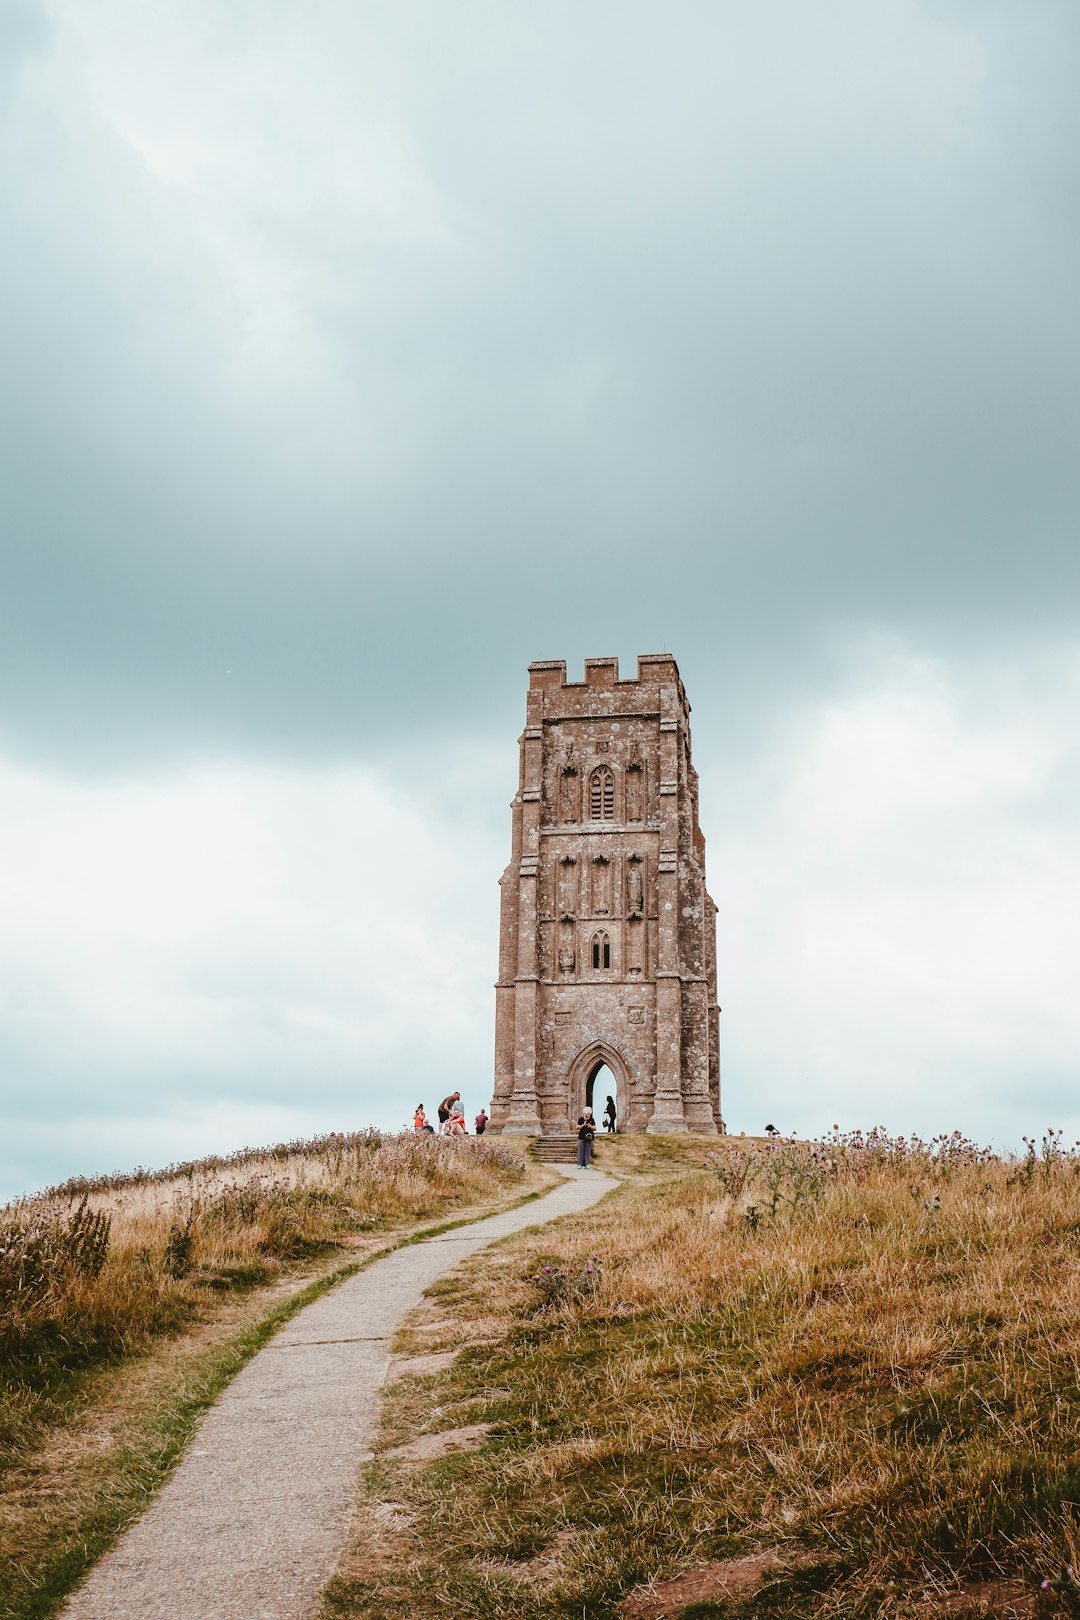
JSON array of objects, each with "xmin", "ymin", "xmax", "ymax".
[
  {"xmin": 7, "ymin": 2, "xmax": 1080, "ymax": 1198},
  {"xmin": 3, "ymin": 2, "xmax": 1078, "ymax": 774}
]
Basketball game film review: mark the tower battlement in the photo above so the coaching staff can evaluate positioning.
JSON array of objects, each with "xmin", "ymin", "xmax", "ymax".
[
  {"xmin": 491, "ymin": 655, "xmax": 721, "ymax": 1138},
  {"xmin": 528, "ymin": 653, "xmax": 687, "ymax": 702},
  {"xmin": 528, "ymin": 653, "xmax": 682, "ymax": 689}
]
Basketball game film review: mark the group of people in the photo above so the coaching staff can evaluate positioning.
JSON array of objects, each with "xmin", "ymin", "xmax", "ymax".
[
  {"xmin": 413, "ymin": 1090, "xmax": 617, "ymax": 1158},
  {"xmin": 413, "ymin": 1093, "xmax": 488, "ymax": 1137}
]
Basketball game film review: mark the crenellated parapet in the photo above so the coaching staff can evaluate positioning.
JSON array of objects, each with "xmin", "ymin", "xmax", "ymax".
[{"xmin": 528, "ymin": 653, "xmax": 688, "ymax": 706}]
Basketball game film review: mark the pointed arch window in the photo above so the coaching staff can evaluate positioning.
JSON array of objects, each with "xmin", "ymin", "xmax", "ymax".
[
  {"xmin": 592, "ymin": 931, "xmax": 612, "ymax": 970},
  {"xmin": 589, "ymin": 766, "xmax": 615, "ymax": 820}
]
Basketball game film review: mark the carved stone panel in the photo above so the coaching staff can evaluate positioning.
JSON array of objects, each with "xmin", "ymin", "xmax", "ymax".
[
  {"xmin": 592, "ymin": 855, "xmax": 611, "ymax": 915},
  {"xmin": 625, "ymin": 753, "xmax": 644, "ymax": 821},
  {"xmin": 558, "ymin": 855, "xmax": 577, "ymax": 919},
  {"xmin": 559, "ymin": 763, "xmax": 578, "ymax": 824},
  {"xmin": 626, "ymin": 856, "xmax": 644, "ymax": 919},
  {"xmin": 626, "ymin": 916, "xmax": 644, "ymax": 976}
]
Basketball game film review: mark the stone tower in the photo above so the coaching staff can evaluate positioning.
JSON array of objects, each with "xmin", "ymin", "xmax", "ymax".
[{"xmin": 490, "ymin": 654, "xmax": 721, "ymax": 1135}]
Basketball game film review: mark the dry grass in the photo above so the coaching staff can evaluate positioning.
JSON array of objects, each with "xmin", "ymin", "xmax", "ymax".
[
  {"xmin": 0, "ymin": 1129, "xmax": 538, "ymax": 1620},
  {"xmin": 320, "ymin": 1129, "xmax": 1080, "ymax": 1619},
  {"xmin": 0, "ymin": 1130, "xmax": 527, "ymax": 1379}
]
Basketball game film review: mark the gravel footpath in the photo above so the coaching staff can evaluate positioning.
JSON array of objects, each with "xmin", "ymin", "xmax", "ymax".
[{"xmin": 61, "ymin": 1166, "xmax": 614, "ymax": 1620}]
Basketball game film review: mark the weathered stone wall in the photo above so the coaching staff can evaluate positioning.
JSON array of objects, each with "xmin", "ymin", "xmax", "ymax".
[{"xmin": 489, "ymin": 654, "xmax": 722, "ymax": 1136}]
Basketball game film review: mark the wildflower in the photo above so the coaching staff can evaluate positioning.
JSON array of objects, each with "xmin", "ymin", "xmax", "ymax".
[{"xmin": 1042, "ymin": 1568, "xmax": 1080, "ymax": 1599}]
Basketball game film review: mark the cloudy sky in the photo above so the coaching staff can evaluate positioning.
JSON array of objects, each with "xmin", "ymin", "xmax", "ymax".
[{"xmin": 2, "ymin": 0, "xmax": 1078, "ymax": 1198}]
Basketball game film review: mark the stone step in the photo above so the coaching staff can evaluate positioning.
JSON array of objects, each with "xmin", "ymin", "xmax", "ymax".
[{"xmin": 530, "ymin": 1136, "xmax": 598, "ymax": 1164}]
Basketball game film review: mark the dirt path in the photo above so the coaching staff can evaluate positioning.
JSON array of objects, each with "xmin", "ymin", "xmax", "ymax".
[{"xmin": 61, "ymin": 1166, "xmax": 614, "ymax": 1619}]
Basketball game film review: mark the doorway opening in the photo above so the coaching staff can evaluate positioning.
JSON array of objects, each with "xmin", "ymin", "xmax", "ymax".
[
  {"xmin": 568, "ymin": 1040, "xmax": 628, "ymax": 1135},
  {"xmin": 586, "ymin": 1063, "xmax": 618, "ymax": 1133}
]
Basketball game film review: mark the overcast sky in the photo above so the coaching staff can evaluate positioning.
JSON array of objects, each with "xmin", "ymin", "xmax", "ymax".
[{"xmin": 2, "ymin": 0, "xmax": 1078, "ymax": 1198}]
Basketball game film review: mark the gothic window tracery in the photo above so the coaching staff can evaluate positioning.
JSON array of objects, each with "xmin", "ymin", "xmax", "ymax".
[
  {"xmin": 591, "ymin": 931, "xmax": 612, "ymax": 970},
  {"xmin": 589, "ymin": 766, "xmax": 615, "ymax": 820}
]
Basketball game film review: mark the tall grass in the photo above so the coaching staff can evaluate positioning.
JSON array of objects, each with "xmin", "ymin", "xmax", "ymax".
[
  {"xmin": 0, "ymin": 1129, "xmax": 531, "ymax": 1620},
  {"xmin": 0, "ymin": 1130, "xmax": 525, "ymax": 1381},
  {"xmin": 324, "ymin": 1129, "xmax": 1080, "ymax": 1618}
]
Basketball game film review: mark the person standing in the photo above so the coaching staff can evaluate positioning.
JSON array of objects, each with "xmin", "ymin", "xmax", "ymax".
[
  {"xmin": 603, "ymin": 1095, "xmax": 616, "ymax": 1133},
  {"xmin": 577, "ymin": 1113, "xmax": 596, "ymax": 1169},
  {"xmin": 414, "ymin": 1104, "xmax": 428, "ymax": 1132},
  {"xmin": 474, "ymin": 1108, "xmax": 488, "ymax": 1135},
  {"xmin": 437, "ymin": 1091, "xmax": 460, "ymax": 1128}
]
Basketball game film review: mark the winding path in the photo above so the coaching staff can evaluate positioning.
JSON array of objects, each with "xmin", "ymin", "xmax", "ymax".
[{"xmin": 62, "ymin": 1166, "xmax": 613, "ymax": 1620}]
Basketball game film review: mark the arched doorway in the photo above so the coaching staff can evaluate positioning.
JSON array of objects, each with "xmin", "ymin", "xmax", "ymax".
[
  {"xmin": 586, "ymin": 1062, "xmax": 618, "ymax": 1134},
  {"xmin": 566, "ymin": 1041, "xmax": 629, "ymax": 1134}
]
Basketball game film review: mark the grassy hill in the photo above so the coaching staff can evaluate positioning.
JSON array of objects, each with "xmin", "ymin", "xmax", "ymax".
[
  {"xmin": 5, "ymin": 1125, "xmax": 1079, "ymax": 1618},
  {"xmin": 322, "ymin": 1129, "xmax": 1080, "ymax": 1619},
  {"xmin": 0, "ymin": 1129, "xmax": 538, "ymax": 1620}
]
